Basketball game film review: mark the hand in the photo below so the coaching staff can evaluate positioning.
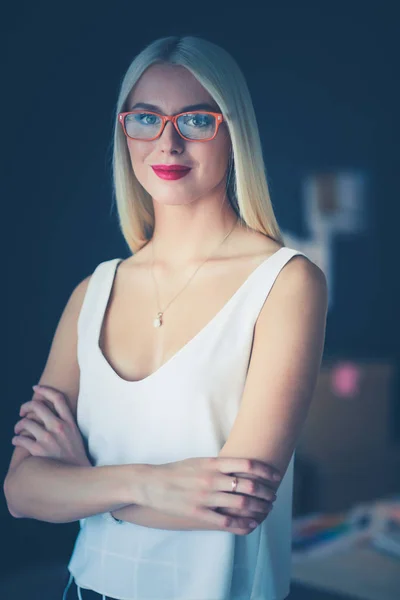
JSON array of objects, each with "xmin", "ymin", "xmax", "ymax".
[
  {"xmin": 140, "ymin": 457, "xmax": 281, "ymax": 535},
  {"xmin": 12, "ymin": 385, "xmax": 92, "ymax": 468}
]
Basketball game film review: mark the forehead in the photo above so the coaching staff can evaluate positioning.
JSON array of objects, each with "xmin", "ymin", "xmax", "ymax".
[{"xmin": 127, "ymin": 63, "xmax": 219, "ymax": 113}]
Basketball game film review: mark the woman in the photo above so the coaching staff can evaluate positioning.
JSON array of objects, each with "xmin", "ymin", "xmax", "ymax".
[{"xmin": 5, "ymin": 35, "xmax": 328, "ymax": 599}]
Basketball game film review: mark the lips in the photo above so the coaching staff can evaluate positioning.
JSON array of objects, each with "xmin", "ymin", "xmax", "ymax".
[
  {"xmin": 152, "ymin": 164, "xmax": 191, "ymax": 171},
  {"xmin": 151, "ymin": 165, "xmax": 191, "ymax": 180}
]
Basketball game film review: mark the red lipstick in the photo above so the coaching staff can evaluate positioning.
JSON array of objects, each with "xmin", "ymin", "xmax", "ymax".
[{"xmin": 151, "ymin": 164, "xmax": 191, "ymax": 181}]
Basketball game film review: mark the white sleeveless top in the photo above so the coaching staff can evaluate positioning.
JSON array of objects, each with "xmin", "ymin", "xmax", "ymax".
[{"xmin": 67, "ymin": 246, "xmax": 305, "ymax": 600}]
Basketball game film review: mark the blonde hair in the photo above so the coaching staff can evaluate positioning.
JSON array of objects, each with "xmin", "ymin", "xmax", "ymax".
[{"xmin": 111, "ymin": 35, "xmax": 284, "ymax": 253}]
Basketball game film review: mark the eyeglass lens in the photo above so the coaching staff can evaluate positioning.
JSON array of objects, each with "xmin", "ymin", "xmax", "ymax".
[{"xmin": 124, "ymin": 112, "xmax": 217, "ymax": 140}]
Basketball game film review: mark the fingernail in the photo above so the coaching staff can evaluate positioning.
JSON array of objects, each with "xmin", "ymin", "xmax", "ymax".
[
  {"xmin": 32, "ymin": 385, "xmax": 40, "ymax": 390},
  {"xmin": 249, "ymin": 521, "xmax": 257, "ymax": 528},
  {"xmin": 273, "ymin": 473, "xmax": 282, "ymax": 481}
]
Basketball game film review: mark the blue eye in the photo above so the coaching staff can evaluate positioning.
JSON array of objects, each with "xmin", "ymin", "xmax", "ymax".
[
  {"xmin": 132, "ymin": 112, "xmax": 160, "ymax": 126},
  {"xmin": 182, "ymin": 113, "xmax": 213, "ymax": 128}
]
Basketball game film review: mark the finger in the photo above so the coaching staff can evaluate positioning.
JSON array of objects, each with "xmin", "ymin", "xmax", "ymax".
[
  {"xmin": 19, "ymin": 410, "xmax": 44, "ymax": 425},
  {"xmin": 228, "ymin": 520, "xmax": 258, "ymax": 535},
  {"xmin": 192, "ymin": 506, "xmax": 234, "ymax": 530},
  {"xmin": 25, "ymin": 397, "xmax": 57, "ymax": 416},
  {"xmin": 195, "ymin": 507, "xmax": 255, "ymax": 534},
  {"xmin": 221, "ymin": 507, "xmax": 272, "ymax": 529},
  {"xmin": 19, "ymin": 400, "xmax": 61, "ymax": 432},
  {"xmin": 216, "ymin": 506, "xmax": 261, "ymax": 520},
  {"xmin": 11, "ymin": 435, "xmax": 41, "ymax": 455},
  {"xmin": 208, "ymin": 491, "xmax": 272, "ymax": 514},
  {"xmin": 15, "ymin": 428, "xmax": 36, "ymax": 440},
  {"xmin": 214, "ymin": 508, "xmax": 261, "ymax": 532},
  {"xmin": 14, "ymin": 417, "xmax": 51, "ymax": 443},
  {"xmin": 214, "ymin": 457, "xmax": 282, "ymax": 485},
  {"xmin": 14, "ymin": 417, "xmax": 37, "ymax": 436},
  {"xmin": 208, "ymin": 472, "xmax": 277, "ymax": 502},
  {"xmin": 215, "ymin": 508, "xmax": 264, "ymax": 532},
  {"xmin": 232, "ymin": 475, "xmax": 277, "ymax": 501},
  {"xmin": 20, "ymin": 398, "xmax": 56, "ymax": 418},
  {"xmin": 31, "ymin": 385, "xmax": 74, "ymax": 424},
  {"xmin": 17, "ymin": 412, "xmax": 45, "ymax": 439}
]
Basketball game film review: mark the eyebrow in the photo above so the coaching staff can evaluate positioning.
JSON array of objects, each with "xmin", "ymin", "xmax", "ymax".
[{"xmin": 129, "ymin": 102, "xmax": 219, "ymax": 114}]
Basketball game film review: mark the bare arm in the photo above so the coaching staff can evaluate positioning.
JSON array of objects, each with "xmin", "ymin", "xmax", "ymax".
[
  {"xmin": 5, "ymin": 458, "xmax": 149, "ymax": 523},
  {"xmin": 2, "ymin": 272, "xmax": 229, "ymax": 531},
  {"xmin": 109, "ymin": 470, "xmax": 272, "ymax": 531},
  {"xmin": 111, "ymin": 504, "xmax": 225, "ymax": 531},
  {"xmin": 3, "ymin": 268, "xmax": 267, "ymax": 533},
  {"xmin": 3, "ymin": 274, "xmax": 148, "ymax": 522},
  {"xmin": 218, "ymin": 257, "xmax": 328, "ymax": 480},
  {"xmin": 110, "ymin": 257, "xmax": 328, "ymax": 531}
]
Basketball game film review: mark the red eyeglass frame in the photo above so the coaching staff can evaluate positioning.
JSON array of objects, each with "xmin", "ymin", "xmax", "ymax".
[{"xmin": 118, "ymin": 110, "xmax": 225, "ymax": 142}]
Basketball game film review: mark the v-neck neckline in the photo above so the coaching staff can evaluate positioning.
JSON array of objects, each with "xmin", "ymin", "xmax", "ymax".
[{"xmin": 95, "ymin": 247, "xmax": 286, "ymax": 387}]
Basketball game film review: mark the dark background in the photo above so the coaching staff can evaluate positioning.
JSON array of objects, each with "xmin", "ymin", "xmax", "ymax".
[{"xmin": 2, "ymin": 0, "xmax": 399, "ymax": 594}]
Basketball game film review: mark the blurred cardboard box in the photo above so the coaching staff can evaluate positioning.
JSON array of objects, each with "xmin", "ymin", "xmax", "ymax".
[{"xmin": 293, "ymin": 360, "xmax": 400, "ymax": 514}]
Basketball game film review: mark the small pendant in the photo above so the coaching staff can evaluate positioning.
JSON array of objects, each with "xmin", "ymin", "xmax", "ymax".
[{"xmin": 153, "ymin": 312, "xmax": 163, "ymax": 328}]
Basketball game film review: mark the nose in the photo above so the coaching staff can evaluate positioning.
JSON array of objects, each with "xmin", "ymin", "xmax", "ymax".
[{"xmin": 158, "ymin": 120, "xmax": 184, "ymax": 153}]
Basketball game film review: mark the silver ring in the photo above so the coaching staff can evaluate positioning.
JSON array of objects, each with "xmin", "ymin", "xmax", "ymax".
[{"xmin": 231, "ymin": 476, "xmax": 238, "ymax": 492}]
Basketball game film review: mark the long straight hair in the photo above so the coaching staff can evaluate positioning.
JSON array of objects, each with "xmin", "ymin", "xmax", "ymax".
[{"xmin": 112, "ymin": 36, "xmax": 284, "ymax": 253}]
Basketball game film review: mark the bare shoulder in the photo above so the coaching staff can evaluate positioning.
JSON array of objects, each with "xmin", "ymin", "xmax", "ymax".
[
  {"xmin": 36, "ymin": 272, "xmax": 94, "ymax": 409},
  {"xmin": 261, "ymin": 251, "xmax": 328, "ymax": 326},
  {"xmin": 69, "ymin": 273, "xmax": 92, "ymax": 307},
  {"xmin": 277, "ymin": 252, "xmax": 328, "ymax": 298},
  {"xmin": 233, "ymin": 227, "xmax": 283, "ymax": 263},
  {"xmin": 241, "ymin": 227, "xmax": 328, "ymax": 304},
  {"xmin": 4, "ymin": 272, "xmax": 93, "ymax": 484}
]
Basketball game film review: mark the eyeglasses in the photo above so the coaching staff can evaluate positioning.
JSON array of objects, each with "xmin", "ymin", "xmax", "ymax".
[{"xmin": 118, "ymin": 110, "xmax": 224, "ymax": 142}]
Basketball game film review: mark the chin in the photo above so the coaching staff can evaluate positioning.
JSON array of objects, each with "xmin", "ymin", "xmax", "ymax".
[{"xmin": 153, "ymin": 193, "xmax": 197, "ymax": 206}]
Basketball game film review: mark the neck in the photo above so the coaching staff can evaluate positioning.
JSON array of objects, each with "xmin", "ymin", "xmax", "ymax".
[{"xmin": 148, "ymin": 205, "xmax": 240, "ymax": 270}]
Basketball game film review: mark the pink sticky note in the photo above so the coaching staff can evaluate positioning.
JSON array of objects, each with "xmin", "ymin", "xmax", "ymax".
[{"xmin": 331, "ymin": 362, "xmax": 361, "ymax": 397}]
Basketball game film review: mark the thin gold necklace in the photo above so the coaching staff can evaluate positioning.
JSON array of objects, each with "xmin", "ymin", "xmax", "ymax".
[{"xmin": 150, "ymin": 217, "xmax": 239, "ymax": 328}]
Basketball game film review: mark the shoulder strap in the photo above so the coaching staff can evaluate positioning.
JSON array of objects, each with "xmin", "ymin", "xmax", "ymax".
[
  {"xmin": 77, "ymin": 258, "xmax": 122, "ymax": 368},
  {"xmin": 235, "ymin": 247, "xmax": 308, "ymax": 326}
]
